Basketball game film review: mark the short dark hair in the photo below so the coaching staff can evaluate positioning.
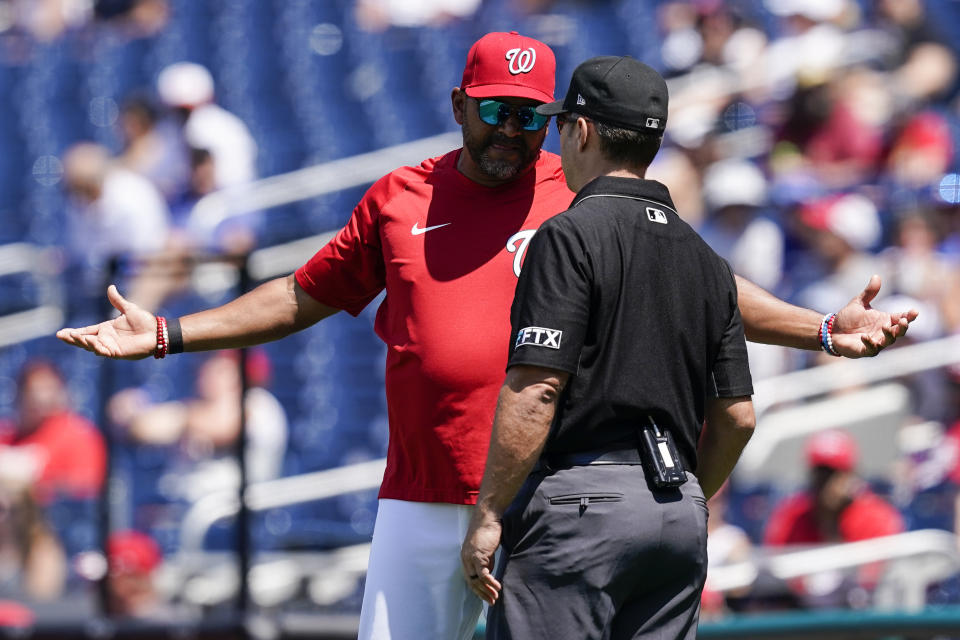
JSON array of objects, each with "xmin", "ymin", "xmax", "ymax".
[{"xmin": 571, "ymin": 112, "xmax": 663, "ymax": 167}]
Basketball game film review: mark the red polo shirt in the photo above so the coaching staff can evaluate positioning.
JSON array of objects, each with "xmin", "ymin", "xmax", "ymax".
[{"xmin": 296, "ymin": 149, "xmax": 572, "ymax": 504}]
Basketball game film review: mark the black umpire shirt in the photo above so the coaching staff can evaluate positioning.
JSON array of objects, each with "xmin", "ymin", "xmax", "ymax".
[{"xmin": 507, "ymin": 176, "xmax": 754, "ymax": 471}]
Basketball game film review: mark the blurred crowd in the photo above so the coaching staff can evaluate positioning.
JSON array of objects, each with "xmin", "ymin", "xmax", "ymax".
[
  {"xmin": 0, "ymin": 0, "xmax": 958, "ymax": 627},
  {"xmin": 645, "ymin": 0, "xmax": 960, "ymax": 617}
]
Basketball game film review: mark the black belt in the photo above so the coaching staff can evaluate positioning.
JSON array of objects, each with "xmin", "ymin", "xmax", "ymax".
[{"xmin": 534, "ymin": 447, "xmax": 642, "ymax": 473}]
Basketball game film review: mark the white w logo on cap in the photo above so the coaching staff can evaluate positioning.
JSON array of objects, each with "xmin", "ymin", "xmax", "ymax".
[{"xmin": 505, "ymin": 47, "xmax": 536, "ymax": 75}]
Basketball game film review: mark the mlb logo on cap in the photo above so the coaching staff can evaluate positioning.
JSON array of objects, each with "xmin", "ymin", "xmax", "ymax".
[
  {"xmin": 461, "ymin": 32, "xmax": 556, "ymax": 104},
  {"xmin": 536, "ymin": 55, "xmax": 669, "ymax": 133}
]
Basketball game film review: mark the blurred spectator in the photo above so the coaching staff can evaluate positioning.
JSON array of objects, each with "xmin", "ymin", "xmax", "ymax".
[
  {"xmin": 117, "ymin": 94, "xmax": 189, "ymax": 203},
  {"xmin": 156, "ymin": 62, "xmax": 257, "ymax": 190},
  {"xmin": 762, "ymin": 0, "xmax": 850, "ymax": 97},
  {"xmin": 648, "ymin": 146, "xmax": 707, "ymax": 226},
  {"xmin": 109, "ymin": 349, "xmax": 287, "ymax": 501},
  {"xmin": 884, "ymin": 111, "xmax": 954, "ymax": 193},
  {"xmin": 171, "ymin": 148, "xmax": 261, "ymax": 255},
  {"xmin": 106, "ymin": 529, "xmax": 166, "ymax": 618},
  {"xmin": 93, "ymin": 0, "xmax": 168, "ymax": 39},
  {"xmin": 3, "ymin": 0, "xmax": 91, "ymax": 42},
  {"xmin": 765, "ymin": 430, "xmax": 904, "ymax": 544},
  {"xmin": 700, "ymin": 159, "xmax": 791, "ymax": 379},
  {"xmin": 354, "ymin": 0, "xmax": 480, "ymax": 31},
  {"xmin": 62, "ymin": 141, "xmax": 170, "ymax": 271},
  {"xmin": 792, "ymin": 193, "xmax": 883, "ymax": 313},
  {"xmin": 700, "ymin": 159, "xmax": 783, "ymax": 290},
  {"xmin": 0, "ymin": 487, "xmax": 66, "ymax": 601},
  {"xmin": 0, "ymin": 361, "xmax": 107, "ymax": 601},
  {"xmin": 879, "ymin": 208, "xmax": 960, "ymax": 336},
  {"xmin": 0, "ymin": 361, "xmax": 106, "ymax": 504},
  {"xmin": 875, "ymin": 0, "xmax": 957, "ymax": 104},
  {"xmin": 764, "ymin": 430, "xmax": 904, "ymax": 605},
  {"xmin": 891, "ymin": 418, "xmax": 956, "ymax": 530},
  {"xmin": 774, "ymin": 68, "xmax": 887, "ymax": 189}
]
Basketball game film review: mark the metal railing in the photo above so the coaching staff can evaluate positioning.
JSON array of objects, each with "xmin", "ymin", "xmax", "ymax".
[{"xmin": 178, "ymin": 332, "xmax": 960, "ymax": 553}]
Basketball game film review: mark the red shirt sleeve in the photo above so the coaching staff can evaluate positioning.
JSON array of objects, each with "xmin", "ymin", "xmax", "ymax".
[{"xmin": 295, "ymin": 177, "xmax": 389, "ymax": 317}]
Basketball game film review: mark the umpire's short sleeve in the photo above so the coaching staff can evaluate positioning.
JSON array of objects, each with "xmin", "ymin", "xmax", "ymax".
[
  {"xmin": 507, "ymin": 219, "xmax": 590, "ymax": 375},
  {"xmin": 712, "ymin": 263, "xmax": 754, "ymax": 398}
]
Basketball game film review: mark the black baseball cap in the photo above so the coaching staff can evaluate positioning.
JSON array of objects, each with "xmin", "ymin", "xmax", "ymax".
[{"xmin": 536, "ymin": 56, "xmax": 668, "ymax": 132}]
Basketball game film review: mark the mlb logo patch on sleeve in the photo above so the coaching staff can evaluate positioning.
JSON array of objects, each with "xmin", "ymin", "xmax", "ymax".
[{"xmin": 515, "ymin": 326, "xmax": 563, "ymax": 350}]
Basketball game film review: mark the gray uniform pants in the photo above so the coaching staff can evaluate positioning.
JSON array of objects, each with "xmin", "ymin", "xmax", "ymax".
[{"xmin": 487, "ymin": 464, "xmax": 708, "ymax": 640}]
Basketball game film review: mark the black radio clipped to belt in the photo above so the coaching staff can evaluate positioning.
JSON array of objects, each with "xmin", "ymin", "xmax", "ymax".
[{"xmin": 639, "ymin": 416, "xmax": 687, "ymax": 488}]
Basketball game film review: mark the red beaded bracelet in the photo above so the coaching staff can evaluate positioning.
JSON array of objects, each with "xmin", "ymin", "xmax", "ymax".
[{"xmin": 154, "ymin": 316, "xmax": 168, "ymax": 359}]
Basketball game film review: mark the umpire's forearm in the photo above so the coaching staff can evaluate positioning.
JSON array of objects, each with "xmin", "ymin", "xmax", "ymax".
[
  {"xmin": 474, "ymin": 366, "xmax": 566, "ymax": 520},
  {"xmin": 736, "ymin": 275, "xmax": 821, "ymax": 350},
  {"xmin": 696, "ymin": 396, "xmax": 755, "ymax": 500},
  {"xmin": 181, "ymin": 274, "xmax": 338, "ymax": 351}
]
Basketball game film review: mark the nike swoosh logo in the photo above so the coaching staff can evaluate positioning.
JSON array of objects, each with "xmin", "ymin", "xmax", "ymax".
[{"xmin": 411, "ymin": 222, "xmax": 451, "ymax": 236}]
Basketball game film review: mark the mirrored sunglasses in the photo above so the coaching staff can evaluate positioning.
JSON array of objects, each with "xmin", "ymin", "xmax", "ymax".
[{"xmin": 477, "ymin": 99, "xmax": 549, "ymax": 131}]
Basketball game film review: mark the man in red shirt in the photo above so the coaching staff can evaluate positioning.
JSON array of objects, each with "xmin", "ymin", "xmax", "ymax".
[
  {"xmin": 0, "ymin": 360, "xmax": 106, "ymax": 601},
  {"xmin": 0, "ymin": 361, "xmax": 106, "ymax": 503},
  {"xmin": 764, "ymin": 430, "xmax": 904, "ymax": 606},
  {"xmin": 58, "ymin": 33, "xmax": 917, "ymax": 640},
  {"xmin": 764, "ymin": 429, "xmax": 904, "ymax": 546}
]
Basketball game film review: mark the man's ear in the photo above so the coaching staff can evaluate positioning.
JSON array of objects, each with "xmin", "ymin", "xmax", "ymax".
[
  {"xmin": 452, "ymin": 88, "xmax": 466, "ymax": 125},
  {"xmin": 577, "ymin": 116, "xmax": 590, "ymax": 152}
]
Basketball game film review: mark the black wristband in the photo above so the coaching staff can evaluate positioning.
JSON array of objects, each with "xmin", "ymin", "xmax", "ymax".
[{"xmin": 167, "ymin": 317, "xmax": 184, "ymax": 355}]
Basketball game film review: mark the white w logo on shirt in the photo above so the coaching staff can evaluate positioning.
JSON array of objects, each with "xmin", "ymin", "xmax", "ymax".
[{"xmin": 506, "ymin": 229, "xmax": 537, "ymax": 277}]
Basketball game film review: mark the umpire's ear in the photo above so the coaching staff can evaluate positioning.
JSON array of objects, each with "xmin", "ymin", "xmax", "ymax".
[{"xmin": 452, "ymin": 88, "xmax": 467, "ymax": 125}]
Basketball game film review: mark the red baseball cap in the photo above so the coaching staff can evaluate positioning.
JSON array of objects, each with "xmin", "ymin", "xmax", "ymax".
[
  {"xmin": 461, "ymin": 31, "xmax": 555, "ymax": 104},
  {"xmin": 806, "ymin": 429, "xmax": 858, "ymax": 471},
  {"xmin": 108, "ymin": 530, "xmax": 162, "ymax": 576}
]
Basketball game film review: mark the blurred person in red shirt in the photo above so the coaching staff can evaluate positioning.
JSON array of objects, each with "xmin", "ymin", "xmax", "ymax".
[
  {"xmin": 885, "ymin": 111, "xmax": 954, "ymax": 192},
  {"xmin": 765, "ymin": 429, "xmax": 904, "ymax": 546},
  {"xmin": 775, "ymin": 68, "xmax": 887, "ymax": 190},
  {"xmin": 0, "ymin": 361, "xmax": 106, "ymax": 504},
  {"xmin": 106, "ymin": 530, "xmax": 166, "ymax": 618},
  {"xmin": 0, "ymin": 361, "xmax": 106, "ymax": 601},
  {"xmin": 764, "ymin": 430, "xmax": 904, "ymax": 607}
]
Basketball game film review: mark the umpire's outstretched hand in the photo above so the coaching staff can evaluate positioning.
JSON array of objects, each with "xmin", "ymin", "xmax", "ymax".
[
  {"xmin": 832, "ymin": 275, "xmax": 919, "ymax": 358},
  {"xmin": 56, "ymin": 285, "xmax": 157, "ymax": 360}
]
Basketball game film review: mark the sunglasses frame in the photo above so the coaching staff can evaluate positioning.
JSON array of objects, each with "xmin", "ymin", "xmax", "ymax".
[
  {"xmin": 555, "ymin": 112, "xmax": 590, "ymax": 135},
  {"xmin": 476, "ymin": 99, "xmax": 549, "ymax": 132}
]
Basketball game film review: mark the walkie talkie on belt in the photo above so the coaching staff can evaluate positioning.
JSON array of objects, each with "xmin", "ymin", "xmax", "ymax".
[{"xmin": 639, "ymin": 416, "xmax": 687, "ymax": 488}]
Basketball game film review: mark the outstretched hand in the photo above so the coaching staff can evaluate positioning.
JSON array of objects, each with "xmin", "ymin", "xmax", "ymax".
[
  {"xmin": 832, "ymin": 275, "xmax": 919, "ymax": 358},
  {"xmin": 56, "ymin": 285, "xmax": 158, "ymax": 360}
]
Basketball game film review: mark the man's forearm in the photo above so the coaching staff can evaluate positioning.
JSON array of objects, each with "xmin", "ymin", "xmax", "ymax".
[
  {"xmin": 182, "ymin": 274, "xmax": 338, "ymax": 351},
  {"xmin": 696, "ymin": 396, "xmax": 755, "ymax": 500},
  {"xmin": 474, "ymin": 366, "xmax": 566, "ymax": 519},
  {"xmin": 736, "ymin": 275, "xmax": 821, "ymax": 350}
]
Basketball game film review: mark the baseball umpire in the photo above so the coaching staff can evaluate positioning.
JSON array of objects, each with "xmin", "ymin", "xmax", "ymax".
[{"xmin": 461, "ymin": 56, "xmax": 756, "ymax": 639}]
